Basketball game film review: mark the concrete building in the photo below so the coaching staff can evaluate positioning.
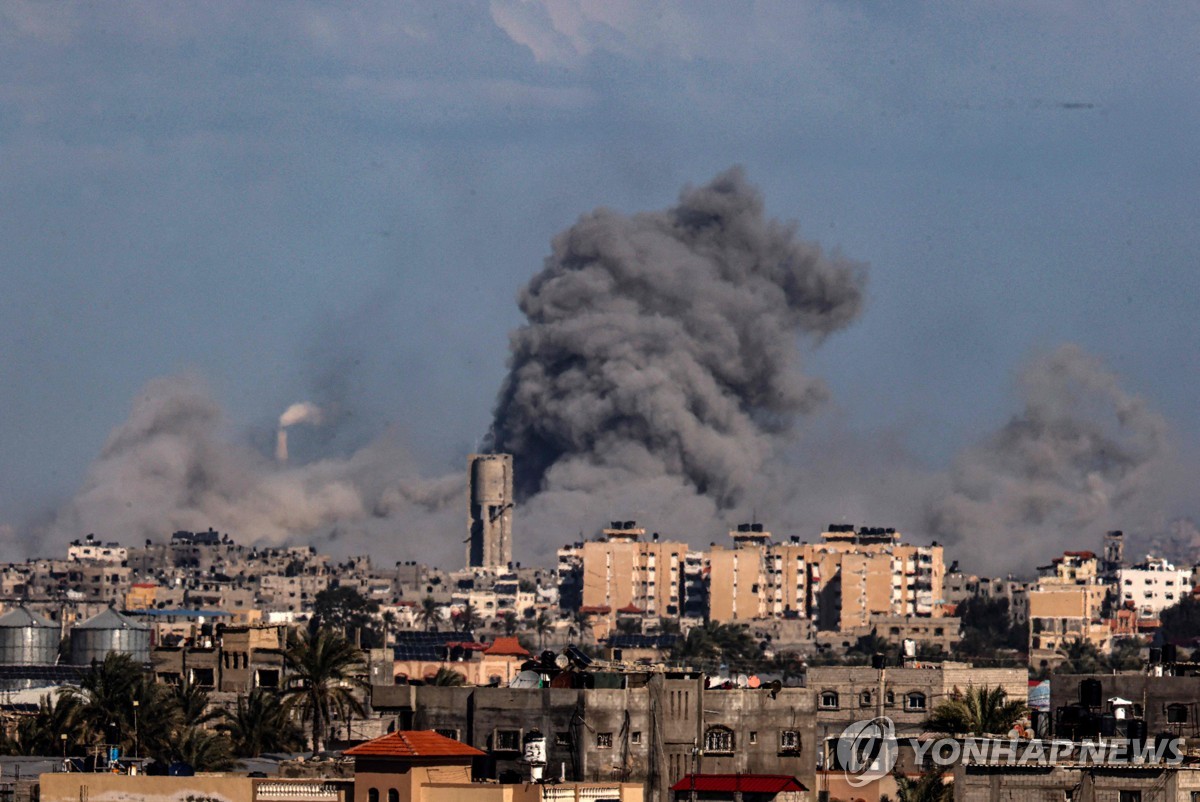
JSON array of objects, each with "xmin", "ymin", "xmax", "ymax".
[
  {"xmin": 40, "ymin": 774, "xmax": 351, "ymax": 802},
  {"xmin": 1118, "ymin": 556, "xmax": 1192, "ymax": 619},
  {"xmin": 1028, "ymin": 550, "xmax": 1110, "ymax": 666},
  {"xmin": 377, "ymin": 673, "xmax": 817, "ymax": 802},
  {"xmin": 806, "ymin": 663, "xmax": 1028, "ymax": 738},
  {"xmin": 467, "ymin": 454, "xmax": 515, "ymax": 570},
  {"xmin": 580, "ymin": 523, "xmax": 688, "ymax": 627},
  {"xmin": 707, "ymin": 525, "xmax": 945, "ymax": 631}
]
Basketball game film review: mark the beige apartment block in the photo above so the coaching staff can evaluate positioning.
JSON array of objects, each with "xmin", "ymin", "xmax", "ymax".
[
  {"xmin": 708, "ymin": 525, "xmax": 945, "ymax": 630},
  {"xmin": 580, "ymin": 522, "xmax": 687, "ymax": 622}
]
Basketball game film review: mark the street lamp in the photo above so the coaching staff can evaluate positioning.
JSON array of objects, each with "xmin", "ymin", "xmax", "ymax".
[
  {"xmin": 133, "ymin": 700, "xmax": 139, "ymax": 758},
  {"xmin": 60, "ymin": 732, "xmax": 67, "ymax": 759}
]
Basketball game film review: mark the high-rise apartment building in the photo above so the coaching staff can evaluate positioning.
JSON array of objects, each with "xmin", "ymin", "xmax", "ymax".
[
  {"xmin": 580, "ymin": 521, "xmax": 687, "ymax": 619},
  {"xmin": 707, "ymin": 524, "xmax": 944, "ymax": 629}
]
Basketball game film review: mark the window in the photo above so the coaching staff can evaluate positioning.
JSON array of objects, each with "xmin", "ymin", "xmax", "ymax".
[
  {"xmin": 820, "ymin": 691, "xmax": 839, "ymax": 709},
  {"xmin": 704, "ymin": 726, "xmax": 734, "ymax": 754},
  {"xmin": 631, "ymin": 731, "xmax": 642, "ymax": 745},
  {"xmin": 779, "ymin": 730, "xmax": 801, "ymax": 753},
  {"xmin": 596, "ymin": 732, "xmax": 613, "ymax": 749},
  {"xmin": 1119, "ymin": 792, "xmax": 1141, "ymax": 802},
  {"xmin": 388, "ymin": 790, "xmax": 399, "ymax": 802},
  {"xmin": 494, "ymin": 729, "xmax": 521, "ymax": 751},
  {"xmin": 859, "ymin": 690, "xmax": 872, "ymax": 707},
  {"xmin": 435, "ymin": 728, "xmax": 460, "ymax": 741},
  {"xmin": 368, "ymin": 791, "xmax": 379, "ymax": 802},
  {"xmin": 905, "ymin": 692, "xmax": 927, "ymax": 712},
  {"xmin": 1167, "ymin": 704, "xmax": 1189, "ymax": 723},
  {"xmin": 255, "ymin": 669, "xmax": 279, "ymax": 689},
  {"xmin": 749, "ymin": 731, "xmax": 758, "ymax": 744},
  {"xmin": 555, "ymin": 731, "xmax": 572, "ymax": 747},
  {"xmin": 885, "ymin": 690, "xmax": 895, "ymax": 707}
]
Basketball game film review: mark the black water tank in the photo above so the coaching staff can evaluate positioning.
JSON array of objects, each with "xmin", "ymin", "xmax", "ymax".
[
  {"xmin": 1127, "ymin": 718, "xmax": 1148, "ymax": 742},
  {"xmin": 871, "ymin": 653, "xmax": 887, "ymax": 670},
  {"xmin": 1163, "ymin": 643, "xmax": 1178, "ymax": 663},
  {"xmin": 1099, "ymin": 712, "xmax": 1117, "ymax": 737},
  {"xmin": 1080, "ymin": 678, "xmax": 1102, "ymax": 708},
  {"xmin": 1150, "ymin": 647, "xmax": 1163, "ymax": 665}
]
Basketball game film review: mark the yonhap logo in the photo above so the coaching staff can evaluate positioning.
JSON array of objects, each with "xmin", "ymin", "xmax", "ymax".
[
  {"xmin": 833, "ymin": 716, "xmax": 1185, "ymax": 786},
  {"xmin": 836, "ymin": 717, "xmax": 898, "ymax": 787}
]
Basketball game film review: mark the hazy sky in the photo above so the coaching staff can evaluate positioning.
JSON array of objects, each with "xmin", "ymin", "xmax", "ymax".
[{"xmin": 3, "ymin": 3, "xmax": 1198, "ymax": 567}]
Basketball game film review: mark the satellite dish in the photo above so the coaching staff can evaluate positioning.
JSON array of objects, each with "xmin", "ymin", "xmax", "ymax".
[
  {"xmin": 555, "ymin": 654, "xmax": 570, "ymax": 670},
  {"xmin": 509, "ymin": 670, "xmax": 542, "ymax": 689}
]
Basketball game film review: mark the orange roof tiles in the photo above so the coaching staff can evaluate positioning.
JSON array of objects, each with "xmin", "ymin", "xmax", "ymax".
[
  {"xmin": 484, "ymin": 636, "xmax": 531, "ymax": 657},
  {"xmin": 344, "ymin": 730, "xmax": 485, "ymax": 759}
]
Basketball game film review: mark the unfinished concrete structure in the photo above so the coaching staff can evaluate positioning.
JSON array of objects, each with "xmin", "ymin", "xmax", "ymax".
[{"xmin": 467, "ymin": 454, "xmax": 514, "ymax": 570}]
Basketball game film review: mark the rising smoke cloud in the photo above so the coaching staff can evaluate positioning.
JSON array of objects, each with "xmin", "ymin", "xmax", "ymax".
[
  {"xmin": 926, "ymin": 343, "xmax": 1173, "ymax": 574},
  {"xmin": 487, "ymin": 167, "xmax": 867, "ymax": 508},
  {"xmin": 44, "ymin": 374, "xmax": 463, "ymax": 563}
]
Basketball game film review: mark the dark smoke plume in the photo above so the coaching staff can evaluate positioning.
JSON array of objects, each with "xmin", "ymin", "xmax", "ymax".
[
  {"xmin": 487, "ymin": 167, "xmax": 867, "ymax": 507},
  {"xmin": 927, "ymin": 343, "xmax": 1172, "ymax": 574}
]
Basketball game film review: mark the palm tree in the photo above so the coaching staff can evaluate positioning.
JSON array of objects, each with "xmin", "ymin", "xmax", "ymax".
[
  {"xmin": 455, "ymin": 602, "xmax": 481, "ymax": 635},
  {"xmin": 170, "ymin": 680, "xmax": 221, "ymax": 727},
  {"xmin": 417, "ymin": 597, "xmax": 441, "ymax": 632},
  {"xmin": 925, "ymin": 686, "xmax": 1027, "ymax": 736},
  {"xmin": 882, "ymin": 765, "xmax": 953, "ymax": 802},
  {"xmin": 64, "ymin": 653, "xmax": 175, "ymax": 756},
  {"xmin": 282, "ymin": 628, "xmax": 367, "ymax": 752},
  {"xmin": 534, "ymin": 610, "xmax": 554, "ymax": 650},
  {"xmin": 220, "ymin": 689, "xmax": 305, "ymax": 757},
  {"xmin": 172, "ymin": 726, "xmax": 238, "ymax": 771},
  {"xmin": 8, "ymin": 693, "xmax": 84, "ymax": 756},
  {"xmin": 427, "ymin": 668, "xmax": 467, "ymax": 686},
  {"xmin": 501, "ymin": 611, "xmax": 519, "ymax": 636}
]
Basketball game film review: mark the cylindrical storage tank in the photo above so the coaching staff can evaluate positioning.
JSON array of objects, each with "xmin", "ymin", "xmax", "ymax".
[
  {"xmin": 0, "ymin": 606, "xmax": 59, "ymax": 666},
  {"xmin": 69, "ymin": 608, "xmax": 151, "ymax": 666},
  {"xmin": 471, "ymin": 455, "xmax": 509, "ymax": 504}
]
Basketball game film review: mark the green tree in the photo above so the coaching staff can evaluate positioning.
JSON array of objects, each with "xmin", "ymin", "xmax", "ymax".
[
  {"xmin": 220, "ymin": 689, "xmax": 305, "ymax": 757},
  {"xmin": 282, "ymin": 628, "xmax": 367, "ymax": 752},
  {"xmin": 533, "ymin": 610, "xmax": 554, "ymax": 649},
  {"xmin": 955, "ymin": 597, "xmax": 1025, "ymax": 658},
  {"xmin": 64, "ymin": 653, "xmax": 180, "ymax": 759},
  {"xmin": 427, "ymin": 668, "xmax": 467, "ymax": 686},
  {"xmin": 501, "ymin": 611, "xmax": 519, "ymax": 636},
  {"xmin": 1053, "ymin": 640, "xmax": 1106, "ymax": 675},
  {"xmin": 417, "ymin": 597, "xmax": 441, "ymax": 632},
  {"xmin": 172, "ymin": 726, "xmax": 238, "ymax": 771},
  {"xmin": 925, "ymin": 686, "xmax": 1027, "ymax": 736},
  {"xmin": 673, "ymin": 622, "xmax": 759, "ymax": 671},
  {"xmin": 883, "ymin": 765, "xmax": 953, "ymax": 802},
  {"xmin": 455, "ymin": 602, "xmax": 481, "ymax": 635},
  {"xmin": 1159, "ymin": 595, "xmax": 1200, "ymax": 643},
  {"xmin": 313, "ymin": 586, "xmax": 382, "ymax": 647},
  {"xmin": 4, "ymin": 693, "xmax": 85, "ymax": 756}
]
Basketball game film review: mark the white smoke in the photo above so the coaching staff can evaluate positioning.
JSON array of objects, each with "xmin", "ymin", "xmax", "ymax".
[
  {"xmin": 279, "ymin": 402, "xmax": 323, "ymax": 428},
  {"xmin": 43, "ymin": 374, "xmax": 462, "ymax": 563}
]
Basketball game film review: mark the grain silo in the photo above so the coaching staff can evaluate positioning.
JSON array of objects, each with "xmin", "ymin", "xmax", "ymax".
[{"xmin": 69, "ymin": 607, "xmax": 150, "ymax": 666}]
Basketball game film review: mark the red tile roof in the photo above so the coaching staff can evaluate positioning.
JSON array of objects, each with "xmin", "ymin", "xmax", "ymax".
[
  {"xmin": 617, "ymin": 603, "xmax": 644, "ymax": 614},
  {"xmin": 670, "ymin": 775, "xmax": 807, "ymax": 794},
  {"xmin": 344, "ymin": 730, "xmax": 485, "ymax": 759},
  {"xmin": 484, "ymin": 636, "xmax": 530, "ymax": 657},
  {"xmin": 578, "ymin": 605, "xmax": 611, "ymax": 615}
]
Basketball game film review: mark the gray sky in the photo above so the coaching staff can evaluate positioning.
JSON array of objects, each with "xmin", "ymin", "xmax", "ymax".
[{"xmin": 2, "ymin": 2, "xmax": 1198, "ymax": 570}]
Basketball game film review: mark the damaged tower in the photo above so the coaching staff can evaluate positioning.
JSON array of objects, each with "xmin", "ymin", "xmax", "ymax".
[{"xmin": 466, "ymin": 453, "xmax": 514, "ymax": 570}]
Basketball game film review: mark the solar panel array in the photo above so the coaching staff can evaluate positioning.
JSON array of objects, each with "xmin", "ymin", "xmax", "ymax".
[{"xmin": 392, "ymin": 631, "xmax": 474, "ymax": 660}]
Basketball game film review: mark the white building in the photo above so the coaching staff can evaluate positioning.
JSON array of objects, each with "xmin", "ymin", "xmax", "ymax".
[
  {"xmin": 1118, "ymin": 556, "xmax": 1192, "ymax": 618},
  {"xmin": 67, "ymin": 534, "xmax": 127, "ymax": 564}
]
